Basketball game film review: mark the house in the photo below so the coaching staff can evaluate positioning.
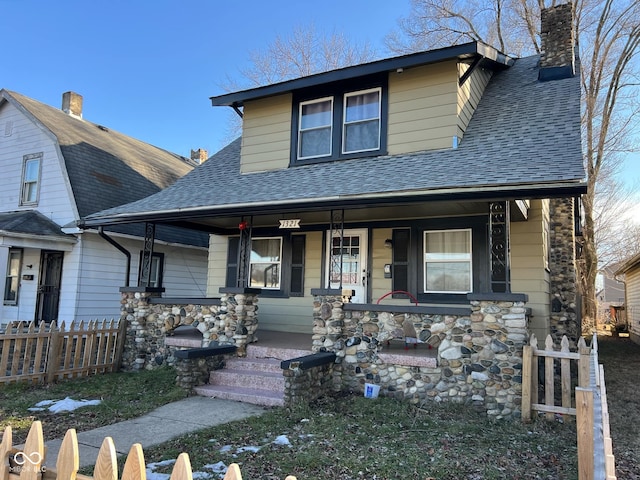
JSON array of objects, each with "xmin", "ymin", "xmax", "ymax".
[
  {"xmin": 0, "ymin": 90, "xmax": 209, "ymax": 327},
  {"xmin": 596, "ymin": 263, "xmax": 626, "ymax": 326},
  {"xmin": 80, "ymin": 5, "xmax": 585, "ymax": 415},
  {"xmin": 615, "ymin": 253, "xmax": 640, "ymax": 343}
]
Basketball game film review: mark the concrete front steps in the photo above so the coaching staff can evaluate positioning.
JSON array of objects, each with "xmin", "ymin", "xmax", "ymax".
[{"xmin": 194, "ymin": 343, "xmax": 312, "ymax": 407}]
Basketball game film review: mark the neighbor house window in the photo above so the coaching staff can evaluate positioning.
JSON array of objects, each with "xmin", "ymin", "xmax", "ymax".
[
  {"xmin": 138, "ymin": 251, "xmax": 164, "ymax": 288},
  {"xmin": 343, "ymin": 88, "xmax": 381, "ymax": 153},
  {"xmin": 4, "ymin": 248, "xmax": 22, "ymax": 304},
  {"xmin": 21, "ymin": 153, "xmax": 42, "ymax": 205},
  {"xmin": 298, "ymin": 97, "xmax": 333, "ymax": 159},
  {"xmin": 249, "ymin": 237, "xmax": 282, "ymax": 289},
  {"xmin": 424, "ymin": 229, "xmax": 472, "ymax": 293}
]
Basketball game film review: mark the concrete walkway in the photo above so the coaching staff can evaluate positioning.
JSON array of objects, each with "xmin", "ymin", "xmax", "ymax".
[{"xmin": 44, "ymin": 396, "xmax": 268, "ymax": 468}]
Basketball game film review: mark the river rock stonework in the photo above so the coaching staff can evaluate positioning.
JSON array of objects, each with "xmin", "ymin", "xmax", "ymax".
[
  {"xmin": 119, "ymin": 288, "xmax": 259, "ymax": 371},
  {"xmin": 549, "ymin": 197, "xmax": 579, "ymax": 347},
  {"xmin": 312, "ymin": 291, "xmax": 527, "ymax": 419}
]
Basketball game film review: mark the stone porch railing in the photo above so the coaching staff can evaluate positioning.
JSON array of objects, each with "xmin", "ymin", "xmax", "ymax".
[
  {"xmin": 311, "ymin": 289, "xmax": 529, "ymax": 420},
  {"xmin": 118, "ymin": 287, "xmax": 259, "ymax": 371}
]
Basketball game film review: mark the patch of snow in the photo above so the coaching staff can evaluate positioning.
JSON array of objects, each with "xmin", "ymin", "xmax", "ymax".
[
  {"xmin": 273, "ymin": 435, "xmax": 291, "ymax": 446},
  {"xmin": 236, "ymin": 445, "xmax": 261, "ymax": 453},
  {"xmin": 219, "ymin": 445, "xmax": 233, "ymax": 453},
  {"xmin": 28, "ymin": 397, "xmax": 101, "ymax": 413}
]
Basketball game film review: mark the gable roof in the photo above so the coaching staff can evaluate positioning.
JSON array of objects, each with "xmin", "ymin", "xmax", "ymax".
[
  {"xmin": 1, "ymin": 90, "xmax": 197, "ymax": 219},
  {"xmin": 0, "ymin": 90, "xmax": 208, "ymax": 247},
  {"xmin": 82, "ymin": 52, "xmax": 586, "ymax": 231}
]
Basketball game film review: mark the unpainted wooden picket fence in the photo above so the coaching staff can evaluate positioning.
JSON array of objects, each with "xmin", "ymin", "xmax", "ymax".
[{"xmin": 0, "ymin": 421, "xmax": 297, "ymax": 480}]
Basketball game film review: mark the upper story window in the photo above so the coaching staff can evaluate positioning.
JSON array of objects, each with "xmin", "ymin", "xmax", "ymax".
[
  {"xmin": 292, "ymin": 76, "xmax": 387, "ymax": 165},
  {"xmin": 343, "ymin": 88, "xmax": 381, "ymax": 154},
  {"xmin": 21, "ymin": 153, "xmax": 42, "ymax": 205},
  {"xmin": 298, "ymin": 97, "xmax": 333, "ymax": 159},
  {"xmin": 423, "ymin": 229, "xmax": 472, "ymax": 294}
]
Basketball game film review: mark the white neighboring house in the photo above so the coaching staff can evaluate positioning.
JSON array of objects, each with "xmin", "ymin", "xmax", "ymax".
[{"xmin": 0, "ymin": 90, "xmax": 209, "ymax": 326}]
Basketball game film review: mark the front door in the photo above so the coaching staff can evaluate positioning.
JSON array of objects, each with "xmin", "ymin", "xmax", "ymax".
[
  {"xmin": 325, "ymin": 228, "xmax": 368, "ymax": 303},
  {"xmin": 35, "ymin": 250, "xmax": 64, "ymax": 324}
]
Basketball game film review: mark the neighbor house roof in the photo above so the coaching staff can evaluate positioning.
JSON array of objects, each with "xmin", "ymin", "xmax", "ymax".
[
  {"xmin": 0, "ymin": 90, "xmax": 208, "ymax": 247},
  {"xmin": 616, "ymin": 253, "xmax": 640, "ymax": 276},
  {"xmin": 82, "ymin": 51, "xmax": 586, "ymax": 229},
  {"xmin": 0, "ymin": 210, "xmax": 74, "ymax": 242}
]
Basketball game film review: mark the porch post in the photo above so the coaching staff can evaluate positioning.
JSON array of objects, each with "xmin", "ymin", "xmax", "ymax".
[
  {"xmin": 236, "ymin": 217, "xmax": 252, "ymax": 288},
  {"xmin": 489, "ymin": 202, "xmax": 511, "ymax": 293},
  {"xmin": 139, "ymin": 222, "xmax": 155, "ymax": 287},
  {"xmin": 327, "ymin": 209, "xmax": 345, "ymax": 289}
]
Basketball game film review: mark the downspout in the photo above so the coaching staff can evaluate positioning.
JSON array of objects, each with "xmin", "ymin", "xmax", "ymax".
[
  {"xmin": 98, "ymin": 227, "xmax": 131, "ymax": 287},
  {"xmin": 230, "ymin": 103, "xmax": 243, "ymax": 118}
]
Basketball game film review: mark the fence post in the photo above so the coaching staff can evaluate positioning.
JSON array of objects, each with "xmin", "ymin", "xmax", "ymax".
[
  {"xmin": 576, "ymin": 387, "xmax": 595, "ymax": 480},
  {"xmin": 578, "ymin": 337, "xmax": 590, "ymax": 388},
  {"xmin": 521, "ymin": 344, "xmax": 533, "ymax": 421},
  {"xmin": 113, "ymin": 318, "xmax": 127, "ymax": 371},
  {"xmin": 46, "ymin": 323, "xmax": 62, "ymax": 384}
]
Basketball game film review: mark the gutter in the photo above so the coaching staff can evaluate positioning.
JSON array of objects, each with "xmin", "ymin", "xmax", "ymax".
[{"xmin": 98, "ymin": 227, "xmax": 131, "ymax": 287}]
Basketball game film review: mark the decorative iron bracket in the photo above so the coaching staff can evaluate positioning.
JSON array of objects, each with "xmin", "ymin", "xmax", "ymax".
[
  {"xmin": 328, "ymin": 209, "xmax": 345, "ymax": 289},
  {"xmin": 139, "ymin": 222, "xmax": 156, "ymax": 287},
  {"xmin": 237, "ymin": 217, "xmax": 252, "ymax": 288},
  {"xmin": 489, "ymin": 202, "xmax": 511, "ymax": 293}
]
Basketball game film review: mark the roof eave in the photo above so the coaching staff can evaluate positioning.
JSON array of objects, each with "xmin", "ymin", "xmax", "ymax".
[
  {"xmin": 81, "ymin": 179, "xmax": 586, "ymax": 228},
  {"xmin": 210, "ymin": 42, "xmax": 515, "ymax": 108}
]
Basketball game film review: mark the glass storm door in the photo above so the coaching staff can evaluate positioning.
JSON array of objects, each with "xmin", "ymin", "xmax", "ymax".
[{"xmin": 326, "ymin": 228, "xmax": 368, "ymax": 303}]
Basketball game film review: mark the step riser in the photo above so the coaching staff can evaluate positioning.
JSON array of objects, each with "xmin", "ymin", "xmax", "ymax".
[
  {"xmin": 246, "ymin": 345, "xmax": 312, "ymax": 361},
  {"xmin": 209, "ymin": 370, "xmax": 284, "ymax": 391},
  {"xmin": 225, "ymin": 358, "xmax": 282, "ymax": 373},
  {"xmin": 195, "ymin": 385, "xmax": 284, "ymax": 407}
]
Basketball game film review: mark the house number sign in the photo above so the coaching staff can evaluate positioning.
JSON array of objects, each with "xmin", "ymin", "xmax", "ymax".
[{"xmin": 279, "ymin": 219, "xmax": 301, "ymax": 229}]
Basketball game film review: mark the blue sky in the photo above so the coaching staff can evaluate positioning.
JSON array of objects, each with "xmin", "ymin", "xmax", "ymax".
[
  {"xmin": 1, "ymin": 0, "xmax": 409, "ymax": 157},
  {"xmin": 1, "ymin": 0, "xmax": 638, "ymax": 189}
]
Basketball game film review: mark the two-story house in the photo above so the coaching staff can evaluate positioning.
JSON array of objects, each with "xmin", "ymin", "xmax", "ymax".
[
  {"xmin": 79, "ymin": 5, "xmax": 587, "ymax": 413},
  {"xmin": 83, "ymin": 3, "xmax": 585, "ymax": 343},
  {"xmin": 0, "ymin": 90, "xmax": 209, "ymax": 327}
]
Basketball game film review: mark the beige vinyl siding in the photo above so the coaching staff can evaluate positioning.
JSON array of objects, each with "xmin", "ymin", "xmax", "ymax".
[
  {"xmin": 625, "ymin": 265, "xmax": 640, "ymax": 342},
  {"xmin": 387, "ymin": 61, "xmax": 459, "ymax": 154},
  {"xmin": 206, "ymin": 234, "xmax": 228, "ymax": 296},
  {"xmin": 256, "ymin": 232, "xmax": 322, "ymax": 333},
  {"xmin": 457, "ymin": 64, "xmax": 492, "ymax": 139},
  {"xmin": 510, "ymin": 199, "xmax": 551, "ymax": 340},
  {"xmin": 240, "ymin": 94, "xmax": 292, "ymax": 173}
]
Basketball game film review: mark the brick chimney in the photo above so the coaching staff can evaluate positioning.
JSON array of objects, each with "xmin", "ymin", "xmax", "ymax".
[
  {"xmin": 190, "ymin": 148, "xmax": 208, "ymax": 164},
  {"xmin": 539, "ymin": 3, "xmax": 575, "ymax": 81},
  {"xmin": 62, "ymin": 91, "xmax": 83, "ymax": 118}
]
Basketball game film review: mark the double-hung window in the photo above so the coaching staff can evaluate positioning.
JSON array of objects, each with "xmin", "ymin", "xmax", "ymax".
[
  {"xmin": 293, "ymin": 79, "xmax": 386, "ymax": 164},
  {"xmin": 21, "ymin": 153, "xmax": 42, "ymax": 205},
  {"xmin": 343, "ymin": 88, "xmax": 381, "ymax": 154},
  {"xmin": 298, "ymin": 97, "xmax": 333, "ymax": 159},
  {"xmin": 249, "ymin": 237, "xmax": 282, "ymax": 289},
  {"xmin": 424, "ymin": 229, "xmax": 472, "ymax": 293},
  {"xmin": 4, "ymin": 248, "xmax": 22, "ymax": 304}
]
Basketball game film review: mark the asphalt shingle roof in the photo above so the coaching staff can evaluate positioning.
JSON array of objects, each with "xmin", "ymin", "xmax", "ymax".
[
  {"xmin": 86, "ymin": 54, "xmax": 585, "ymax": 222},
  {"xmin": 0, "ymin": 210, "xmax": 71, "ymax": 239},
  {"xmin": 2, "ymin": 90, "xmax": 208, "ymax": 247}
]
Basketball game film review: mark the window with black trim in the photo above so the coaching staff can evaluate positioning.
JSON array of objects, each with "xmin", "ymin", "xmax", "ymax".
[
  {"xmin": 226, "ymin": 234, "xmax": 305, "ymax": 297},
  {"xmin": 21, "ymin": 153, "xmax": 42, "ymax": 205},
  {"xmin": 138, "ymin": 251, "xmax": 164, "ymax": 288},
  {"xmin": 292, "ymin": 76, "xmax": 387, "ymax": 165},
  {"xmin": 4, "ymin": 248, "xmax": 22, "ymax": 304}
]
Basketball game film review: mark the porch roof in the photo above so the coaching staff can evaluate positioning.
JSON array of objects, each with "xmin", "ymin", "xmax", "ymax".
[{"xmin": 81, "ymin": 54, "xmax": 586, "ymax": 232}]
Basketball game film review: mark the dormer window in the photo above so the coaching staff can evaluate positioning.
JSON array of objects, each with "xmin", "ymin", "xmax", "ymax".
[
  {"xmin": 298, "ymin": 97, "xmax": 333, "ymax": 159},
  {"xmin": 292, "ymin": 77, "xmax": 387, "ymax": 165},
  {"xmin": 343, "ymin": 88, "xmax": 381, "ymax": 154}
]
